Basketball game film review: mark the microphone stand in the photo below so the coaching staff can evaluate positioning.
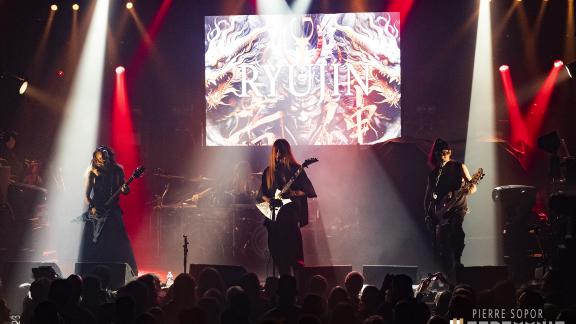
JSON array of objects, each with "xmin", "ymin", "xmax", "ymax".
[{"xmin": 183, "ymin": 235, "xmax": 189, "ymax": 274}]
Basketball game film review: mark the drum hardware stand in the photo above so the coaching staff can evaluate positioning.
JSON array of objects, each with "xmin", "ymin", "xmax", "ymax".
[
  {"xmin": 160, "ymin": 183, "xmax": 170, "ymax": 207},
  {"xmin": 270, "ymin": 199, "xmax": 279, "ymax": 277},
  {"xmin": 183, "ymin": 235, "xmax": 189, "ymax": 274}
]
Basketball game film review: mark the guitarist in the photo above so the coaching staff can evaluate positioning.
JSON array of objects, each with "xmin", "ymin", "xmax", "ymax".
[
  {"xmin": 260, "ymin": 139, "xmax": 317, "ymax": 276},
  {"xmin": 424, "ymin": 139, "xmax": 476, "ymax": 275},
  {"xmin": 79, "ymin": 146, "xmax": 138, "ymax": 275}
]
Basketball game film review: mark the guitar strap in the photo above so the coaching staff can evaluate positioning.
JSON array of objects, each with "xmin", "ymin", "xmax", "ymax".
[{"xmin": 432, "ymin": 164, "xmax": 444, "ymax": 200}]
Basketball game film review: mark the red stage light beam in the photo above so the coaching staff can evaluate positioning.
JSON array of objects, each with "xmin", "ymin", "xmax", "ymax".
[
  {"xmin": 385, "ymin": 0, "xmax": 415, "ymax": 30},
  {"xmin": 499, "ymin": 65, "xmax": 530, "ymax": 151},
  {"xmin": 111, "ymin": 67, "xmax": 152, "ymax": 265},
  {"xmin": 129, "ymin": 0, "xmax": 172, "ymax": 75},
  {"xmin": 523, "ymin": 61, "xmax": 563, "ymax": 144}
]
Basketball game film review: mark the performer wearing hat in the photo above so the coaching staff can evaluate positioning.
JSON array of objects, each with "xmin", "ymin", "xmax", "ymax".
[{"xmin": 424, "ymin": 139, "xmax": 476, "ymax": 275}]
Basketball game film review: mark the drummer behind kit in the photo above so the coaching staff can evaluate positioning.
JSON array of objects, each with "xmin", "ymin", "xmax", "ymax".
[
  {"xmin": 151, "ymin": 163, "xmax": 268, "ymax": 266},
  {"xmin": 153, "ymin": 166, "xmax": 261, "ymax": 208},
  {"xmin": 0, "ymin": 158, "xmax": 48, "ymax": 219}
]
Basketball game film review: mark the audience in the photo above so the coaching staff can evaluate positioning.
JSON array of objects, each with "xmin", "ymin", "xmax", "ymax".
[{"xmin": 4, "ymin": 263, "xmax": 575, "ymax": 324}]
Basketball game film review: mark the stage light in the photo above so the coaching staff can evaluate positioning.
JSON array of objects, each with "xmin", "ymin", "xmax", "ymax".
[
  {"xmin": 564, "ymin": 61, "xmax": 576, "ymax": 78},
  {"xmin": 499, "ymin": 65, "xmax": 509, "ymax": 72},
  {"xmin": 126, "ymin": 2, "xmax": 133, "ymax": 9},
  {"xmin": 57, "ymin": 70, "xmax": 65, "ymax": 78},
  {"xmin": 115, "ymin": 66, "xmax": 125, "ymax": 74},
  {"xmin": 72, "ymin": 4, "xmax": 79, "ymax": 11},
  {"xmin": 0, "ymin": 74, "xmax": 28, "ymax": 95},
  {"xmin": 51, "ymin": 4, "xmax": 58, "ymax": 11},
  {"xmin": 18, "ymin": 80, "xmax": 28, "ymax": 95},
  {"xmin": 554, "ymin": 60, "xmax": 564, "ymax": 68}
]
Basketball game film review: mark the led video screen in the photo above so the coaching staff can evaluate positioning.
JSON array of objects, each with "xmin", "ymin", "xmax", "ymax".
[{"xmin": 205, "ymin": 12, "xmax": 400, "ymax": 146}]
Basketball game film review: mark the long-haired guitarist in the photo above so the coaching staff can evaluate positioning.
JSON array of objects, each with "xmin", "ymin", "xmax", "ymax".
[
  {"xmin": 260, "ymin": 139, "xmax": 316, "ymax": 276},
  {"xmin": 79, "ymin": 146, "xmax": 138, "ymax": 275},
  {"xmin": 424, "ymin": 139, "xmax": 476, "ymax": 275}
]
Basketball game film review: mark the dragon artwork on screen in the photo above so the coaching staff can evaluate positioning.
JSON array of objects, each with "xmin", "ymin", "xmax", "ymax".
[{"xmin": 204, "ymin": 12, "xmax": 401, "ymax": 146}]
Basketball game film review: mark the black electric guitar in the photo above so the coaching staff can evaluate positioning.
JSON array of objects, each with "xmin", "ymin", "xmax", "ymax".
[
  {"xmin": 80, "ymin": 166, "xmax": 145, "ymax": 242},
  {"xmin": 429, "ymin": 168, "xmax": 484, "ymax": 226},
  {"xmin": 256, "ymin": 158, "xmax": 318, "ymax": 220}
]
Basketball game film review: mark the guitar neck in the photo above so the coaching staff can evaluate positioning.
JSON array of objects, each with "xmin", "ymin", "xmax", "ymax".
[
  {"xmin": 104, "ymin": 175, "xmax": 136, "ymax": 206},
  {"xmin": 280, "ymin": 167, "xmax": 304, "ymax": 194}
]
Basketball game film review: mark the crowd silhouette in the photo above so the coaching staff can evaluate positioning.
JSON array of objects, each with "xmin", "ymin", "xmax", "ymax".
[{"xmin": 1, "ymin": 263, "xmax": 576, "ymax": 324}]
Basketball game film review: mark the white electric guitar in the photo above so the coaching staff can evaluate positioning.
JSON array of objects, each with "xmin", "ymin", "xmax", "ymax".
[{"xmin": 256, "ymin": 158, "xmax": 318, "ymax": 220}]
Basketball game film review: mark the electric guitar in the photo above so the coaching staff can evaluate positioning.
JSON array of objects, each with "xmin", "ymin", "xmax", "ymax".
[
  {"xmin": 430, "ymin": 168, "xmax": 484, "ymax": 225},
  {"xmin": 79, "ymin": 166, "xmax": 145, "ymax": 242},
  {"xmin": 256, "ymin": 158, "xmax": 318, "ymax": 220}
]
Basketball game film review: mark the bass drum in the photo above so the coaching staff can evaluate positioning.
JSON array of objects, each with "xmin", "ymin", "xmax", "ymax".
[
  {"xmin": 241, "ymin": 225, "xmax": 269, "ymax": 261},
  {"xmin": 232, "ymin": 210, "xmax": 269, "ymax": 272}
]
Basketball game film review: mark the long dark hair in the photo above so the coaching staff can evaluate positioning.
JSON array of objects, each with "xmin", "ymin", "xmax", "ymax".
[
  {"xmin": 91, "ymin": 145, "xmax": 118, "ymax": 171},
  {"xmin": 266, "ymin": 139, "xmax": 299, "ymax": 189}
]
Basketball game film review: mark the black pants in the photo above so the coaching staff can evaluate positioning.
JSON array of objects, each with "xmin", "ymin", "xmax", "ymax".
[
  {"xmin": 434, "ymin": 210, "xmax": 466, "ymax": 276},
  {"xmin": 264, "ymin": 203, "xmax": 304, "ymax": 276}
]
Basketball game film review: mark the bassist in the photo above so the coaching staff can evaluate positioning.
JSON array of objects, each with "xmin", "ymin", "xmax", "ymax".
[
  {"xmin": 79, "ymin": 146, "xmax": 138, "ymax": 275},
  {"xmin": 260, "ymin": 139, "xmax": 316, "ymax": 276},
  {"xmin": 424, "ymin": 139, "xmax": 476, "ymax": 276}
]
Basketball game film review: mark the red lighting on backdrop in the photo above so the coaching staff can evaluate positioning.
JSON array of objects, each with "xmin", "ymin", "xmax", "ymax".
[
  {"xmin": 386, "ymin": 0, "xmax": 415, "ymax": 29},
  {"xmin": 129, "ymin": 0, "xmax": 172, "ymax": 75},
  {"xmin": 111, "ymin": 68, "xmax": 151, "ymax": 265}
]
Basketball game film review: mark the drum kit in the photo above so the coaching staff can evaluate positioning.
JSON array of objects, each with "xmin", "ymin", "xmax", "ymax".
[
  {"xmin": 152, "ymin": 169, "xmax": 262, "ymax": 208},
  {"xmin": 151, "ymin": 169, "xmax": 269, "ymax": 267},
  {"xmin": 0, "ymin": 159, "xmax": 48, "ymax": 220}
]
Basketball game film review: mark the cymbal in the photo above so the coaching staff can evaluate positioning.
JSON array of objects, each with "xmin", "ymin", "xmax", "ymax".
[
  {"xmin": 152, "ymin": 173, "xmax": 186, "ymax": 180},
  {"xmin": 152, "ymin": 173, "xmax": 214, "ymax": 182},
  {"xmin": 189, "ymin": 176, "xmax": 214, "ymax": 182}
]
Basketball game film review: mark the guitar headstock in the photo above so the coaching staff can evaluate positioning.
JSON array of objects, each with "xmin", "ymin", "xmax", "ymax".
[
  {"xmin": 471, "ymin": 168, "xmax": 485, "ymax": 184},
  {"xmin": 302, "ymin": 158, "xmax": 319, "ymax": 168},
  {"xmin": 133, "ymin": 166, "xmax": 146, "ymax": 178}
]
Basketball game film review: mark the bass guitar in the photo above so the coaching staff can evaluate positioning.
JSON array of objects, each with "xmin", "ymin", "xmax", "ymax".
[
  {"xmin": 256, "ymin": 158, "xmax": 318, "ymax": 220},
  {"xmin": 79, "ymin": 166, "xmax": 145, "ymax": 242},
  {"xmin": 431, "ymin": 168, "xmax": 484, "ymax": 226}
]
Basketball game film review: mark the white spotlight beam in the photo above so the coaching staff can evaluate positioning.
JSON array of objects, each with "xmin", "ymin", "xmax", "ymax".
[
  {"xmin": 290, "ymin": 0, "xmax": 313, "ymax": 15},
  {"xmin": 44, "ymin": 0, "xmax": 110, "ymax": 275},
  {"xmin": 257, "ymin": 0, "xmax": 291, "ymax": 14},
  {"xmin": 464, "ymin": 0, "xmax": 499, "ymax": 266}
]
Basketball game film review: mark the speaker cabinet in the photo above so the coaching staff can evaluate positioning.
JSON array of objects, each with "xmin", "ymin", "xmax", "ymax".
[
  {"xmin": 75, "ymin": 262, "xmax": 134, "ymax": 290},
  {"xmin": 0, "ymin": 261, "xmax": 62, "ymax": 314},
  {"xmin": 456, "ymin": 266, "xmax": 509, "ymax": 291},
  {"xmin": 362, "ymin": 265, "xmax": 419, "ymax": 287}
]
